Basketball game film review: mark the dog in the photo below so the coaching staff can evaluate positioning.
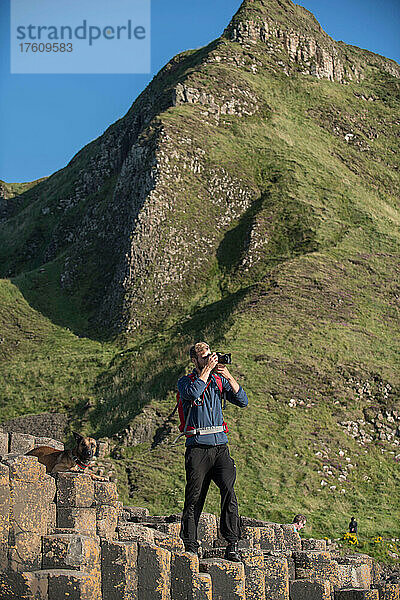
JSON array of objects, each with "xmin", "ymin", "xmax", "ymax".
[{"xmin": 26, "ymin": 431, "xmax": 106, "ymax": 480}]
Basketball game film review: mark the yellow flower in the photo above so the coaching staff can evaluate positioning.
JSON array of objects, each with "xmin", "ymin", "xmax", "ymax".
[{"xmin": 343, "ymin": 532, "xmax": 358, "ymax": 545}]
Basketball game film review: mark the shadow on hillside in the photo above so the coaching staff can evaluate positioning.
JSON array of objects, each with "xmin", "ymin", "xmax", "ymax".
[{"xmin": 217, "ymin": 190, "xmax": 320, "ymax": 281}]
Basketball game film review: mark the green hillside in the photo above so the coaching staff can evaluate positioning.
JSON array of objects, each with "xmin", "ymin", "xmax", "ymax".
[{"xmin": 0, "ymin": 0, "xmax": 399, "ymax": 564}]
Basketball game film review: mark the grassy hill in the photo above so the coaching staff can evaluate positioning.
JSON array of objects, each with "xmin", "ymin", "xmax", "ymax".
[{"xmin": 0, "ymin": 0, "xmax": 399, "ymax": 563}]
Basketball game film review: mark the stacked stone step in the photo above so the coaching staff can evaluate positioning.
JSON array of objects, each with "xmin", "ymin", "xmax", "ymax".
[
  {"xmin": 0, "ymin": 451, "xmax": 125, "ymax": 600},
  {"xmin": 291, "ymin": 549, "xmax": 340, "ymax": 599},
  {"xmin": 373, "ymin": 582, "xmax": 400, "ymax": 599},
  {"xmin": 39, "ymin": 472, "xmax": 104, "ymax": 599},
  {"xmin": 0, "ymin": 454, "xmax": 55, "ymax": 599},
  {"xmin": 240, "ymin": 519, "xmax": 357, "ymax": 600},
  {"xmin": 289, "ymin": 548, "xmax": 377, "ymax": 600},
  {"xmin": 0, "ymin": 430, "xmax": 64, "ymax": 456},
  {"xmin": 334, "ymin": 554, "xmax": 373, "ymax": 590},
  {"xmin": 203, "ymin": 519, "xmax": 297, "ymax": 600},
  {"xmin": 0, "ymin": 432, "xmax": 393, "ymax": 600},
  {"xmin": 117, "ymin": 511, "xmax": 214, "ymax": 599},
  {"xmin": 116, "ymin": 526, "xmax": 213, "ymax": 599},
  {"xmin": 32, "ymin": 473, "xmax": 121, "ymax": 600}
]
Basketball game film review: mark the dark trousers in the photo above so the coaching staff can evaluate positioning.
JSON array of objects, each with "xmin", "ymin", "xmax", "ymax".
[{"xmin": 180, "ymin": 444, "xmax": 240, "ymax": 549}]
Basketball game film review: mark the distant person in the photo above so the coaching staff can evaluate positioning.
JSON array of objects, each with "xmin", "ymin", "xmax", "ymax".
[
  {"xmin": 349, "ymin": 516, "xmax": 358, "ymax": 534},
  {"xmin": 293, "ymin": 514, "xmax": 307, "ymax": 533}
]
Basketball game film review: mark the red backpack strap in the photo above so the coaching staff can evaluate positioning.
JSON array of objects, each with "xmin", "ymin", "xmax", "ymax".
[
  {"xmin": 176, "ymin": 373, "xmax": 197, "ymax": 433},
  {"xmin": 212, "ymin": 374, "xmax": 223, "ymax": 394},
  {"xmin": 212, "ymin": 374, "xmax": 228, "ymax": 432}
]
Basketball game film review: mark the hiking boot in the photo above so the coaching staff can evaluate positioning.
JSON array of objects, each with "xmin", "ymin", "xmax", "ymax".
[
  {"xmin": 184, "ymin": 543, "xmax": 199, "ymax": 556},
  {"xmin": 224, "ymin": 542, "xmax": 241, "ymax": 562}
]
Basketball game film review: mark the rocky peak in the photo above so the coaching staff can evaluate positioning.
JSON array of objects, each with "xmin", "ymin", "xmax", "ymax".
[{"xmin": 223, "ymin": 0, "xmax": 400, "ymax": 83}]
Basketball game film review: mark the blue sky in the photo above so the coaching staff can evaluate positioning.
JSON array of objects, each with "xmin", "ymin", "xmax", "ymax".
[{"xmin": 1, "ymin": 0, "xmax": 399, "ymax": 183}]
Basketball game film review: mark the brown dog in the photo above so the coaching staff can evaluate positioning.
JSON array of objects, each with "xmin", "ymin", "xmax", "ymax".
[{"xmin": 26, "ymin": 432, "xmax": 103, "ymax": 478}]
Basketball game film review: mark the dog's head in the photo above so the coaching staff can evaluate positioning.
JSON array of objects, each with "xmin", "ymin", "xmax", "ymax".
[{"xmin": 73, "ymin": 432, "xmax": 97, "ymax": 462}]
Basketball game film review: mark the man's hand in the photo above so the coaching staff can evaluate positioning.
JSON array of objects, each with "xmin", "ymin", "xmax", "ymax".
[
  {"xmin": 214, "ymin": 364, "xmax": 230, "ymax": 379},
  {"xmin": 214, "ymin": 364, "xmax": 240, "ymax": 394},
  {"xmin": 198, "ymin": 353, "xmax": 218, "ymax": 383}
]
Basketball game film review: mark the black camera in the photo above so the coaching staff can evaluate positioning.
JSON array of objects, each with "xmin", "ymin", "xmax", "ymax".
[{"xmin": 216, "ymin": 352, "xmax": 232, "ymax": 365}]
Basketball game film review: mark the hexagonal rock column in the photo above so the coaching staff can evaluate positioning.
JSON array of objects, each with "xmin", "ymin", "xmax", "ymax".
[
  {"xmin": 266, "ymin": 524, "xmax": 286, "ymax": 552},
  {"xmin": 293, "ymin": 551, "xmax": 340, "ymax": 589},
  {"xmin": 0, "ymin": 463, "xmax": 10, "ymax": 571},
  {"xmin": 1, "ymin": 455, "xmax": 54, "ymax": 572},
  {"xmin": 9, "ymin": 433, "xmax": 35, "ymax": 454},
  {"xmin": 46, "ymin": 568, "xmax": 100, "ymax": 600},
  {"xmin": 170, "ymin": 551, "xmax": 199, "ymax": 600},
  {"xmin": 93, "ymin": 480, "xmax": 122, "ymax": 541},
  {"xmin": 240, "ymin": 525, "xmax": 260, "ymax": 548},
  {"xmin": 56, "ymin": 473, "xmax": 96, "ymax": 536},
  {"xmin": 335, "ymin": 555, "xmax": 372, "ymax": 590},
  {"xmin": 42, "ymin": 533, "xmax": 101, "ymax": 599},
  {"xmin": 240, "ymin": 548, "xmax": 265, "ymax": 600},
  {"xmin": 34, "ymin": 437, "xmax": 64, "ymax": 452},
  {"xmin": 192, "ymin": 572, "xmax": 212, "ymax": 600},
  {"xmin": 200, "ymin": 558, "xmax": 245, "ymax": 600},
  {"xmin": 197, "ymin": 513, "xmax": 218, "ymax": 550},
  {"xmin": 335, "ymin": 591, "xmax": 379, "ymax": 600},
  {"xmin": 281, "ymin": 525, "xmax": 302, "ymax": 552},
  {"xmin": 0, "ymin": 570, "xmax": 48, "ymax": 600},
  {"xmin": 302, "ymin": 539, "xmax": 327, "ymax": 552},
  {"xmin": 0, "ymin": 429, "xmax": 9, "ymax": 454},
  {"xmin": 94, "ymin": 481, "xmax": 119, "ymax": 506},
  {"xmin": 289, "ymin": 579, "xmax": 331, "ymax": 600},
  {"xmin": 120, "ymin": 506, "xmax": 150, "ymax": 521},
  {"xmin": 259, "ymin": 526, "xmax": 276, "ymax": 551},
  {"xmin": 101, "ymin": 539, "xmax": 138, "ymax": 600},
  {"xmin": 96, "ymin": 503, "xmax": 121, "ymax": 540},
  {"xmin": 374, "ymin": 583, "xmax": 400, "ymax": 599},
  {"xmin": 56, "ymin": 473, "xmax": 94, "ymax": 507},
  {"xmin": 56, "ymin": 508, "xmax": 97, "ymax": 536},
  {"xmin": 118, "ymin": 522, "xmax": 156, "ymax": 544},
  {"xmin": 137, "ymin": 543, "xmax": 171, "ymax": 600},
  {"xmin": 153, "ymin": 529, "xmax": 185, "ymax": 553},
  {"xmin": 264, "ymin": 555, "xmax": 289, "ymax": 600}
]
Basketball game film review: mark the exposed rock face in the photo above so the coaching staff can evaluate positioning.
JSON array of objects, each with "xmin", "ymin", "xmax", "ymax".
[
  {"xmin": 223, "ymin": 0, "xmax": 400, "ymax": 82},
  {"xmin": 173, "ymin": 80, "xmax": 259, "ymax": 119},
  {"xmin": 0, "ymin": 0, "xmax": 399, "ymax": 335},
  {"xmin": 224, "ymin": 19, "xmax": 350, "ymax": 82}
]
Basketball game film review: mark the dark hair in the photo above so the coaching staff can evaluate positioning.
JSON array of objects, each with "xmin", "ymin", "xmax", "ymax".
[
  {"xmin": 293, "ymin": 514, "xmax": 307, "ymax": 524},
  {"xmin": 189, "ymin": 342, "xmax": 209, "ymax": 360}
]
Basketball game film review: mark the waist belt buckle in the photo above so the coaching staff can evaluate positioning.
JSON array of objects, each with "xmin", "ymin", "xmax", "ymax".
[{"xmin": 197, "ymin": 425, "xmax": 224, "ymax": 435}]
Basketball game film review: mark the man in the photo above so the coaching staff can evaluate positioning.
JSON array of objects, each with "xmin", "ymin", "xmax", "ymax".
[
  {"xmin": 293, "ymin": 514, "xmax": 307, "ymax": 533},
  {"xmin": 177, "ymin": 341, "xmax": 248, "ymax": 561}
]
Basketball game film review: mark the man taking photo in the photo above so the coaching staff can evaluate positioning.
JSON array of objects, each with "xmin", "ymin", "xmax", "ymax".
[{"xmin": 177, "ymin": 341, "xmax": 248, "ymax": 561}]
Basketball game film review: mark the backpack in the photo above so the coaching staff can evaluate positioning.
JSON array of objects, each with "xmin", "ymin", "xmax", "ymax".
[{"xmin": 175, "ymin": 372, "xmax": 228, "ymax": 437}]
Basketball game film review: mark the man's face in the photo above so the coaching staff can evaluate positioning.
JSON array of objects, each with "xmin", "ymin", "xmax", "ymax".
[{"xmin": 194, "ymin": 347, "xmax": 211, "ymax": 370}]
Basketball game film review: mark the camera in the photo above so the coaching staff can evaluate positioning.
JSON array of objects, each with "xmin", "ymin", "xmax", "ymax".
[{"xmin": 216, "ymin": 352, "xmax": 232, "ymax": 365}]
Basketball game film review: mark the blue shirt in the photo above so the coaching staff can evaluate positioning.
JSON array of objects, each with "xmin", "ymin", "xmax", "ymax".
[{"xmin": 177, "ymin": 369, "xmax": 248, "ymax": 447}]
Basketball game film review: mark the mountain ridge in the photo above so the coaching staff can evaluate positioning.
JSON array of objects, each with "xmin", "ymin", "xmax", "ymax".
[
  {"xmin": 1, "ymin": 6, "xmax": 398, "ymax": 335},
  {"xmin": 0, "ymin": 0, "xmax": 399, "ymax": 552}
]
